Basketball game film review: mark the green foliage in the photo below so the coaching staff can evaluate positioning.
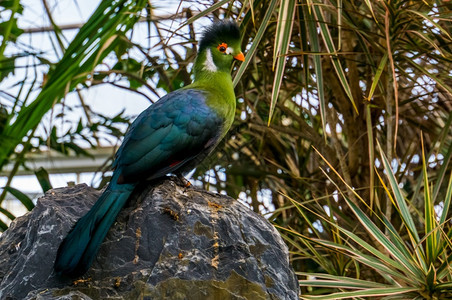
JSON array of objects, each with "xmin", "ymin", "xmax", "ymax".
[
  {"xmin": 34, "ymin": 168, "xmax": 52, "ymax": 193},
  {"xmin": 190, "ymin": 0, "xmax": 452, "ymax": 298},
  {"xmin": 0, "ymin": 0, "xmax": 147, "ymax": 227},
  {"xmin": 0, "ymin": 0, "xmax": 148, "ymax": 168},
  {"xmin": 4, "ymin": 186, "xmax": 34, "ymax": 211},
  {"xmin": 0, "ymin": 0, "xmax": 23, "ymax": 81},
  {"xmin": 279, "ymin": 146, "xmax": 452, "ymax": 299}
]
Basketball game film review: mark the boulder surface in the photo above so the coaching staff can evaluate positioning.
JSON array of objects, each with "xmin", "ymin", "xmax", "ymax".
[{"xmin": 0, "ymin": 178, "xmax": 299, "ymax": 299}]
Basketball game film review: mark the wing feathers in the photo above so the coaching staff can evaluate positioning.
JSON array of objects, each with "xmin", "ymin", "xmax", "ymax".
[{"xmin": 114, "ymin": 89, "xmax": 224, "ymax": 183}]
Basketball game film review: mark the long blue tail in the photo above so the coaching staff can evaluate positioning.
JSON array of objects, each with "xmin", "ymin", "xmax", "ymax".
[{"xmin": 54, "ymin": 174, "xmax": 135, "ymax": 277}]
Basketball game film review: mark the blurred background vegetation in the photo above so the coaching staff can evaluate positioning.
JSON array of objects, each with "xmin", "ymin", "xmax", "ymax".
[{"xmin": 1, "ymin": 0, "xmax": 452, "ymax": 298}]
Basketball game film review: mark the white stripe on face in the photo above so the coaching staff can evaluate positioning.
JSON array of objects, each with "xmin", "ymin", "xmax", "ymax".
[{"xmin": 204, "ymin": 48, "xmax": 217, "ymax": 72}]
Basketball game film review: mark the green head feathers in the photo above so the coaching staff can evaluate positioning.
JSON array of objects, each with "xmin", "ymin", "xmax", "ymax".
[{"xmin": 194, "ymin": 20, "xmax": 244, "ymax": 78}]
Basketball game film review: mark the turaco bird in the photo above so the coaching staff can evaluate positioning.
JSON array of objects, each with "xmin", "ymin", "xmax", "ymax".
[{"xmin": 54, "ymin": 20, "xmax": 244, "ymax": 277}]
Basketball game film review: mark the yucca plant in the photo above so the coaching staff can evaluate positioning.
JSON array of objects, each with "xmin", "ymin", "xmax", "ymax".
[
  {"xmin": 193, "ymin": 0, "xmax": 452, "ymax": 219},
  {"xmin": 278, "ymin": 142, "xmax": 452, "ymax": 299}
]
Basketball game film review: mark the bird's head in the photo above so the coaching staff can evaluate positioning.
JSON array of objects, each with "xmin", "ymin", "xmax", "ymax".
[{"xmin": 196, "ymin": 21, "xmax": 244, "ymax": 75}]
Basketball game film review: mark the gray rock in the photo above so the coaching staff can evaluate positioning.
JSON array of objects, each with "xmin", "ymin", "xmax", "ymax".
[{"xmin": 0, "ymin": 178, "xmax": 299, "ymax": 299}]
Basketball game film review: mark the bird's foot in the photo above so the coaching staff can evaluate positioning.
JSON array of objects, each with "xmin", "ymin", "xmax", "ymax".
[{"xmin": 176, "ymin": 174, "xmax": 192, "ymax": 191}]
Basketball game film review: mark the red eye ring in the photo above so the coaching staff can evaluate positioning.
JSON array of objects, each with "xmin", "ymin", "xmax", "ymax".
[{"xmin": 217, "ymin": 42, "xmax": 228, "ymax": 53}]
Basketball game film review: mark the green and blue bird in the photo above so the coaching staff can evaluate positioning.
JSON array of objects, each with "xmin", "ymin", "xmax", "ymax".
[{"xmin": 54, "ymin": 21, "xmax": 244, "ymax": 277}]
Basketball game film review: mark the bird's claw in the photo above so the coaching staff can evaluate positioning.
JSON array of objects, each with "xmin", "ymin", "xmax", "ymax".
[{"xmin": 176, "ymin": 174, "xmax": 192, "ymax": 191}]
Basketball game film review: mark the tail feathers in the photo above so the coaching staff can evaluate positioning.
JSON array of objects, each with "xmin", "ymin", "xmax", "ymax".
[{"xmin": 54, "ymin": 182, "xmax": 134, "ymax": 277}]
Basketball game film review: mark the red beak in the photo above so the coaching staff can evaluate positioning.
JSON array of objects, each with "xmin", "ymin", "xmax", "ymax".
[{"xmin": 233, "ymin": 52, "xmax": 245, "ymax": 62}]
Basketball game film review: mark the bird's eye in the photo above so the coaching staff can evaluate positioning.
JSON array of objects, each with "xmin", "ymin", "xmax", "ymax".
[{"xmin": 217, "ymin": 43, "xmax": 228, "ymax": 53}]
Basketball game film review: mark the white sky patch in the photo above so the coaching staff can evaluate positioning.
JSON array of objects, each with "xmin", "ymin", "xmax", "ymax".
[{"xmin": 204, "ymin": 48, "xmax": 217, "ymax": 72}]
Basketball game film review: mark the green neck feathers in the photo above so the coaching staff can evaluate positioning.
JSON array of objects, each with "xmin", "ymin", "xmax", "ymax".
[
  {"xmin": 188, "ymin": 49, "xmax": 236, "ymax": 125},
  {"xmin": 183, "ymin": 21, "xmax": 243, "ymax": 126}
]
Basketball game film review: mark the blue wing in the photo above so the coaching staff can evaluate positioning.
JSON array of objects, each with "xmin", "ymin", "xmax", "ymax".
[{"xmin": 113, "ymin": 88, "xmax": 224, "ymax": 183}]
